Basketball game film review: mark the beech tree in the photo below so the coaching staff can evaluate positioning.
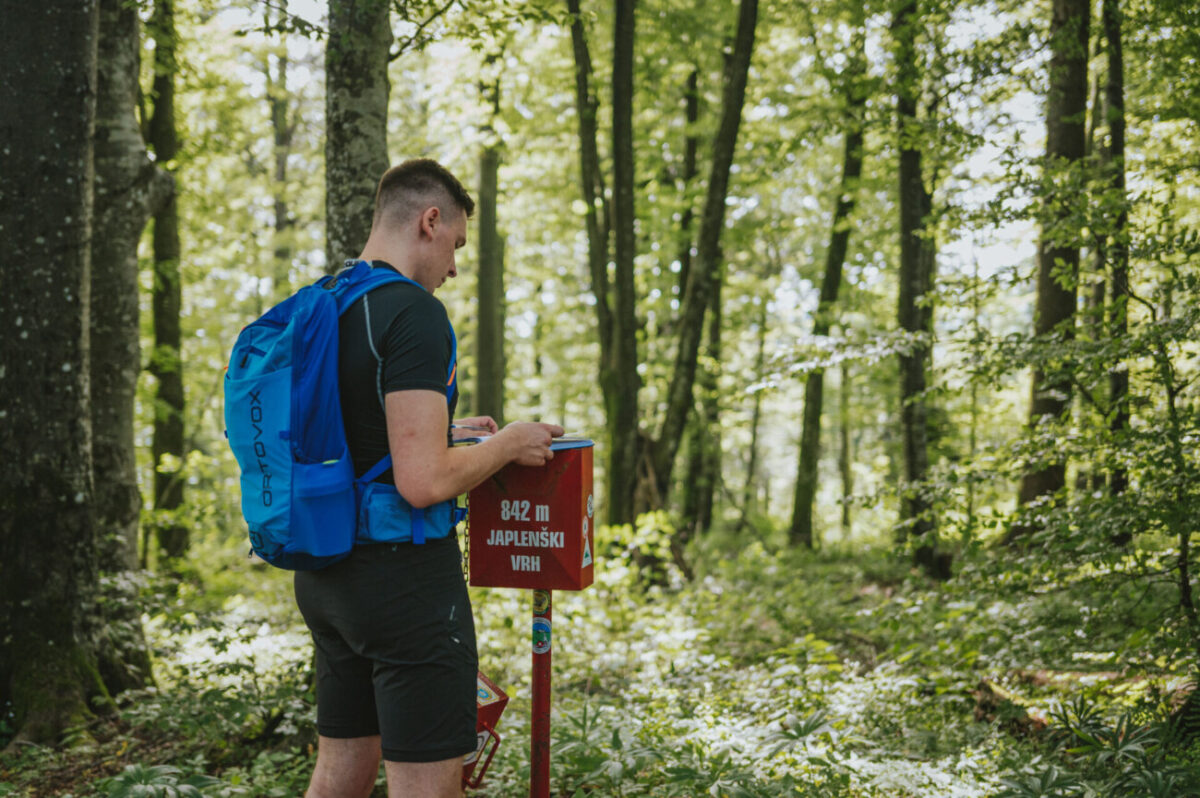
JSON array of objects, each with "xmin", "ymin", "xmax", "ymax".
[
  {"xmin": 92, "ymin": 0, "xmax": 172, "ymax": 692},
  {"xmin": 891, "ymin": 0, "xmax": 944, "ymax": 575},
  {"xmin": 648, "ymin": 0, "xmax": 758, "ymax": 514},
  {"xmin": 148, "ymin": 0, "xmax": 188, "ymax": 562},
  {"xmin": 565, "ymin": 0, "xmax": 639, "ymax": 525},
  {"xmin": 266, "ymin": 0, "xmax": 298, "ymax": 304},
  {"xmin": 1010, "ymin": 0, "xmax": 1090, "ymax": 541},
  {"xmin": 0, "ymin": 0, "xmax": 104, "ymax": 745},
  {"xmin": 475, "ymin": 58, "xmax": 507, "ymax": 423},
  {"xmin": 788, "ymin": 13, "xmax": 867, "ymax": 549},
  {"xmin": 1101, "ymin": 0, "xmax": 1129, "ymax": 501},
  {"xmin": 566, "ymin": 0, "xmax": 758, "ymax": 528},
  {"xmin": 325, "ymin": 0, "xmax": 391, "ymax": 271},
  {"xmin": 608, "ymin": 0, "xmax": 642, "ymax": 523}
]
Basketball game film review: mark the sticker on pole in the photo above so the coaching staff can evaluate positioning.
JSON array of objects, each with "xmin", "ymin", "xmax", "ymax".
[
  {"xmin": 532, "ymin": 617, "xmax": 551, "ymax": 655},
  {"xmin": 581, "ymin": 519, "xmax": 592, "ymax": 567}
]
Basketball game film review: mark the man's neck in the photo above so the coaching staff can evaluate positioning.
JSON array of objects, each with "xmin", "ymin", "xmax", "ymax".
[{"xmin": 357, "ymin": 243, "xmax": 418, "ymax": 283}]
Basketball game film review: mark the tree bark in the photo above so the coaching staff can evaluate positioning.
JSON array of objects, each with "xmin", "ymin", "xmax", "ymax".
[
  {"xmin": 148, "ymin": 0, "xmax": 188, "ymax": 562},
  {"xmin": 1102, "ymin": 0, "xmax": 1129, "ymax": 500},
  {"xmin": 891, "ymin": 0, "xmax": 941, "ymax": 574},
  {"xmin": 476, "ymin": 72, "xmax": 506, "ymax": 424},
  {"xmin": 788, "ymin": 36, "xmax": 865, "ymax": 549},
  {"xmin": 651, "ymin": 0, "xmax": 758, "ymax": 503},
  {"xmin": 267, "ymin": 0, "xmax": 295, "ymax": 303},
  {"xmin": 0, "ymin": 0, "xmax": 106, "ymax": 745},
  {"xmin": 839, "ymin": 361, "xmax": 853, "ymax": 535},
  {"xmin": 325, "ymin": 0, "xmax": 390, "ymax": 272},
  {"xmin": 607, "ymin": 0, "xmax": 642, "ymax": 525},
  {"xmin": 681, "ymin": 273, "xmax": 723, "ymax": 539},
  {"xmin": 678, "ymin": 66, "xmax": 714, "ymax": 540},
  {"xmin": 1010, "ymin": 0, "xmax": 1090, "ymax": 541},
  {"xmin": 93, "ymin": 0, "xmax": 171, "ymax": 695},
  {"xmin": 676, "ymin": 67, "xmax": 700, "ymax": 305},
  {"xmin": 736, "ymin": 298, "xmax": 769, "ymax": 533}
]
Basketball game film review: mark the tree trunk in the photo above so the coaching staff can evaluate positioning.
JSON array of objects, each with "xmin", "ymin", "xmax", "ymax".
[
  {"xmin": 566, "ymin": 0, "xmax": 636, "ymax": 526},
  {"xmin": 967, "ymin": 260, "xmax": 981, "ymax": 535},
  {"xmin": 608, "ymin": 0, "xmax": 641, "ymax": 525},
  {"xmin": 676, "ymin": 67, "xmax": 700, "ymax": 306},
  {"xmin": 476, "ymin": 72, "xmax": 506, "ymax": 424},
  {"xmin": 1076, "ymin": 74, "xmax": 1104, "ymax": 496},
  {"xmin": 325, "ymin": 0, "xmax": 390, "ymax": 272},
  {"xmin": 148, "ymin": 0, "xmax": 188, "ymax": 562},
  {"xmin": 678, "ymin": 65, "xmax": 713, "ymax": 539},
  {"xmin": 788, "ymin": 37, "xmax": 865, "ymax": 549},
  {"xmin": 892, "ymin": 0, "xmax": 941, "ymax": 575},
  {"xmin": 267, "ymin": 1, "xmax": 295, "ymax": 303},
  {"xmin": 1010, "ymin": 0, "xmax": 1090, "ymax": 542},
  {"xmin": 680, "ymin": 272, "xmax": 723, "ymax": 539},
  {"xmin": 532, "ymin": 280, "xmax": 547, "ymax": 418},
  {"xmin": 652, "ymin": 0, "xmax": 758, "ymax": 503},
  {"xmin": 839, "ymin": 361, "xmax": 853, "ymax": 535},
  {"xmin": 737, "ymin": 298, "xmax": 769, "ymax": 533},
  {"xmin": 1102, "ymin": 0, "xmax": 1129, "ymax": 501},
  {"xmin": 93, "ymin": 0, "xmax": 171, "ymax": 695},
  {"xmin": 0, "ymin": 0, "xmax": 106, "ymax": 745}
]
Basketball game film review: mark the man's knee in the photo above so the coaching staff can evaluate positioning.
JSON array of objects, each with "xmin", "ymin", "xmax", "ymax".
[
  {"xmin": 307, "ymin": 735, "xmax": 381, "ymax": 798},
  {"xmin": 384, "ymin": 756, "xmax": 463, "ymax": 798}
]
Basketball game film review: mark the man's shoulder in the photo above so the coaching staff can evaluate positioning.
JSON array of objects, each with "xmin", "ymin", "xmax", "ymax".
[{"xmin": 369, "ymin": 280, "xmax": 449, "ymax": 322}]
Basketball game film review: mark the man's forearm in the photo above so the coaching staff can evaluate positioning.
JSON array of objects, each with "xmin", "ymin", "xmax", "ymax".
[
  {"xmin": 386, "ymin": 391, "xmax": 559, "ymax": 508},
  {"xmin": 402, "ymin": 432, "xmax": 520, "ymax": 507}
]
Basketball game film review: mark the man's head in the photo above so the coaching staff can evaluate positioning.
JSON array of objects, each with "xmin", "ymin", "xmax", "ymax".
[{"xmin": 367, "ymin": 159, "xmax": 475, "ymax": 292}]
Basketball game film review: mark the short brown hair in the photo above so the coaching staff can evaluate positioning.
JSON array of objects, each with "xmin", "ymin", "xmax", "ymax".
[{"xmin": 373, "ymin": 159, "xmax": 475, "ymax": 228}]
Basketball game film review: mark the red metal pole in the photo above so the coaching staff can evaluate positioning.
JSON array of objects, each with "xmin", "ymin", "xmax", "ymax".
[{"xmin": 531, "ymin": 589, "xmax": 552, "ymax": 798}]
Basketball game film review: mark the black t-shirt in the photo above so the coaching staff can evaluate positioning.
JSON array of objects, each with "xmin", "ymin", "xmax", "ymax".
[{"xmin": 338, "ymin": 261, "xmax": 458, "ymax": 483}]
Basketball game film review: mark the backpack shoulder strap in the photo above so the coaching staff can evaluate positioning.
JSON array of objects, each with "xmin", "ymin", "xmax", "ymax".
[{"xmin": 329, "ymin": 260, "xmax": 417, "ymax": 315}]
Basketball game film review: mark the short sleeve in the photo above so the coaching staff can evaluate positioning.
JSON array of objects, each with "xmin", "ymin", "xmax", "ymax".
[{"xmin": 380, "ymin": 290, "xmax": 452, "ymax": 395}]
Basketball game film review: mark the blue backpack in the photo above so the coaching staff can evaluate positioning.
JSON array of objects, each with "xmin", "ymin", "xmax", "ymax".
[{"xmin": 224, "ymin": 260, "xmax": 460, "ymax": 570}]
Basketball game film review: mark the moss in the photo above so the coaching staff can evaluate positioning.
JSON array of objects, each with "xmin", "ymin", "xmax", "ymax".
[{"xmin": 6, "ymin": 640, "xmax": 103, "ymax": 748}]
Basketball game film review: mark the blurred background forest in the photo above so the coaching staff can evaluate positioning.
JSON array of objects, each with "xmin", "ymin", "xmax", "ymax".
[{"xmin": 2, "ymin": 0, "xmax": 1200, "ymax": 795}]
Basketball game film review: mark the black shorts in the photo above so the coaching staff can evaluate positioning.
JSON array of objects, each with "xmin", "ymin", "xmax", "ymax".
[{"xmin": 294, "ymin": 535, "xmax": 478, "ymax": 762}]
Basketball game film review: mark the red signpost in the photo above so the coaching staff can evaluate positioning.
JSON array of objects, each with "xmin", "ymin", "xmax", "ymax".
[{"xmin": 468, "ymin": 439, "xmax": 595, "ymax": 797}]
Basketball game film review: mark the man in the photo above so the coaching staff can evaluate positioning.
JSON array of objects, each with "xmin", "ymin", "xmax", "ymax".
[{"xmin": 295, "ymin": 159, "xmax": 562, "ymax": 798}]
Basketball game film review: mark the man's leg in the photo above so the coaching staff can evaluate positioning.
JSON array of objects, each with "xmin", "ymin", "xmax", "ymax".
[
  {"xmin": 306, "ymin": 735, "xmax": 382, "ymax": 798},
  {"xmin": 384, "ymin": 757, "xmax": 464, "ymax": 798}
]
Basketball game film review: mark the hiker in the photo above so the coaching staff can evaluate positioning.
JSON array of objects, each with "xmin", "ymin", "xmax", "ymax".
[{"xmin": 295, "ymin": 159, "xmax": 563, "ymax": 798}]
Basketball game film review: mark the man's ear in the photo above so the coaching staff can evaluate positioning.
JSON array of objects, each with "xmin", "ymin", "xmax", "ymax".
[{"xmin": 418, "ymin": 206, "xmax": 440, "ymax": 240}]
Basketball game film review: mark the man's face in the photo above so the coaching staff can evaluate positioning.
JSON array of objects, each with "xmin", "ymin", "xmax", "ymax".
[{"xmin": 426, "ymin": 207, "xmax": 468, "ymax": 293}]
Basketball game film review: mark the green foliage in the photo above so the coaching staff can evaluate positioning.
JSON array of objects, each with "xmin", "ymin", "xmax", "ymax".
[
  {"xmin": 96, "ymin": 764, "xmax": 227, "ymax": 798},
  {"xmin": 8, "ymin": 525, "xmax": 1200, "ymax": 796},
  {"xmin": 998, "ymin": 695, "xmax": 1200, "ymax": 798}
]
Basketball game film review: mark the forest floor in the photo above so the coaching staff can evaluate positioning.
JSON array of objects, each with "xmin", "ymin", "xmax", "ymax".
[{"xmin": 2, "ymin": 524, "xmax": 1198, "ymax": 797}]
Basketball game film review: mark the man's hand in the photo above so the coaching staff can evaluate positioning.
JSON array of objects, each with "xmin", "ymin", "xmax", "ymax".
[
  {"xmin": 451, "ymin": 415, "xmax": 499, "ymax": 440},
  {"xmin": 498, "ymin": 422, "xmax": 565, "ymax": 467},
  {"xmin": 387, "ymin": 391, "xmax": 566, "ymax": 506}
]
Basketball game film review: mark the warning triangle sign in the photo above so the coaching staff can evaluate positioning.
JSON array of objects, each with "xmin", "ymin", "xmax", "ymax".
[{"xmin": 581, "ymin": 531, "xmax": 592, "ymax": 567}]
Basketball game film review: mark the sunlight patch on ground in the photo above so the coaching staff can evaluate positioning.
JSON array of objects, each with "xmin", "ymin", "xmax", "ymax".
[{"xmin": 145, "ymin": 594, "xmax": 311, "ymax": 689}]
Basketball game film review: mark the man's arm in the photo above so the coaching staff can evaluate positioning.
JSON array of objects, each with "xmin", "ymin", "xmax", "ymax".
[{"xmin": 386, "ymin": 390, "xmax": 563, "ymax": 507}]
